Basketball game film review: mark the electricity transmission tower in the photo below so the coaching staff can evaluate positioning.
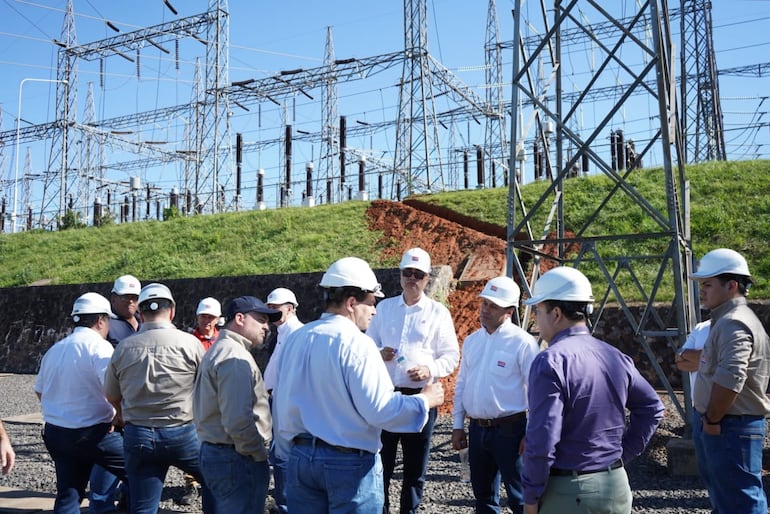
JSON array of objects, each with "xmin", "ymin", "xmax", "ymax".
[{"xmin": 506, "ymin": 1, "xmax": 693, "ymax": 422}]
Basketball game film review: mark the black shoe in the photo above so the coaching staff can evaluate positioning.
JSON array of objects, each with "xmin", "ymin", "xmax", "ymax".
[{"xmin": 176, "ymin": 484, "xmax": 199, "ymax": 506}]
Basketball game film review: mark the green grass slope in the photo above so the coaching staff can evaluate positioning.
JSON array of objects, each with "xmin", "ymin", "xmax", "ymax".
[{"xmin": 0, "ymin": 160, "xmax": 767, "ymax": 299}]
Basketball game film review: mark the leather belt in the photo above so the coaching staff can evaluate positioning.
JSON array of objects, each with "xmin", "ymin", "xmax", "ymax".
[
  {"xmin": 293, "ymin": 435, "xmax": 368, "ymax": 455},
  {"xmin": 550, "ymin": 459, "xmax": 623, "ymax": 476},
  {"xmin": 395, "ymin": 386, "xmax": 423, "ymax": 395},
  {"xmin": 471, "ymin": 411, "xmax": 526, "ymax": 428}
]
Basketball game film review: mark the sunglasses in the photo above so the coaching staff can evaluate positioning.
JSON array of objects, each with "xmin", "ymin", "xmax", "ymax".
[{"xmin": 401, "ymin": 269, "xmax": 427, "ymax": 280}]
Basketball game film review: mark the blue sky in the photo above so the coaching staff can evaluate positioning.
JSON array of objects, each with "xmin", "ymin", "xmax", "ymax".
[{"xmin": 0, "ymin": 1, "xmax": 768, "ymax": 223}]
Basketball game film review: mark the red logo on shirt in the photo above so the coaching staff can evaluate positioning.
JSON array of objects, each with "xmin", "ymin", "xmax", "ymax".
[{"xmin": 497, "ymin": 361, "xmax": 506, "ymax": 368}]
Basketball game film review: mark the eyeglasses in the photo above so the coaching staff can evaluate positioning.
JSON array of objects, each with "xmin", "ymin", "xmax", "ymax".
[{"xmin": 401, "ymin": 269, "xmax": 427, "ymax": 280}]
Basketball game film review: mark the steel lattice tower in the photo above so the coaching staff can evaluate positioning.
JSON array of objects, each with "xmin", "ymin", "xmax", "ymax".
[
  {"xmin": 484, "ymin": 0, "xmax": 506, "ymax": 187},
  {"xmin": 680, "ymin": 0, "xmax": 726, "ymax": 162},
  {"xmin": 507, "ymin": 0, "xmax": 693, "ymax": 422},
  {"xmin": 321, "ymin": 26, "xmax": 339, "ymax": 201},
  {"xmin": 394, "ymin": 0, "xmax": 444, "ymax": 195}
]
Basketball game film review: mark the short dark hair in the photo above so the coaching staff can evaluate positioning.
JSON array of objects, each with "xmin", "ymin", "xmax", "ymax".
[
  {"xmin": 322, "ymin": 286, "xmax": 372, "ymax": 308},
  {"xmin": 139, "ymin": 298, "xmax": 174, "ymax": 313},
  {"xmin": 543, "ymin": 300, "xmax": 591, "ymax": 321},
  {"xmin": 73, "ymin": 312, "xmax": 108, "ymax": 328},
  {"xmin": 715, "ymin": 273, "xmax": 752, "ymax": 296}
]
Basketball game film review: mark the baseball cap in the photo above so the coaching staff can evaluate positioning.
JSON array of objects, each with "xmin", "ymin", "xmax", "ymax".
[
  {"xmin": 196, "ymin": 297, "xmax": 222, "ymax": 317},
  {"xmin": 266, "ymin": 287, "xmax": 298, "ymax": 307},
  {"xmin": 226, "ymin": 296, "xmax": 281, "ymax": 323},
  {"xmin": 112, "ymin": 274, "xmax": 141, "ymax": 295},
  {"xmin": 399, "ymin": 248, "xmax": 431, "ymax": 275}
]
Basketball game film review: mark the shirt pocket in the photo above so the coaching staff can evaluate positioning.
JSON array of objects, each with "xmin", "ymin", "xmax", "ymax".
[{"xmin": 490, "ymin": 350, "xmax": 514, "ymax": 377}]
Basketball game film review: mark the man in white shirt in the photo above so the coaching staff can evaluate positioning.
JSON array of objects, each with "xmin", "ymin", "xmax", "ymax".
[
  {"xmin": 35, "ymin": 293, "xmax": 127, "ymax": 513},
  {"xmin": 273, "ymin": 256, "xmax": 445, "ymax": 514},
  {"xmin": 263, "ymin": 287, "xmax": 304, "ymax": 514},
  {"xmin": 451, "ymin": 277, "xmax": 539, "ymax": 514},
  {"xmin": 367, "ymin": 247, "xmax": 460, "ymax": 514},
  {"xmin": 675, "ymin": 320, "xmax": 711, "ymax": 392}
]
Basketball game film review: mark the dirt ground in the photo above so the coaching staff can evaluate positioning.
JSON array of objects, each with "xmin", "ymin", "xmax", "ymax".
[{"xmin": 366, "ymin": 200, "xmax": 508, "ymax": 415}]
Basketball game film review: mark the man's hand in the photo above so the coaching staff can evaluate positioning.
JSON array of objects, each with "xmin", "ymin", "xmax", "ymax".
[
  {"xmin": 380, "ymin": 346, "xmax": 397, "ymax": 362},
  {"xmin": 524, "ymin": 503, "xmax": 538, "ymax": 514},
  {"xmin": 420, "ymin": 381, "xmax": 444, "ymax": 409},
  {"xmin": 451, "ymin": 429, "xmax": 467, "ymax": 451},
  {"xmin": 408, "ymin": 365, "xmax": 432, "ymax": 382}
]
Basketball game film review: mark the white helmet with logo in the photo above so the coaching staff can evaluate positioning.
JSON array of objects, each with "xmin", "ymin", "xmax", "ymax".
[
  {"xmin": 266, "ymin": 287, "xmax": 299, "ymax": 307},
  {"xmin": 71, "ymin": 292, "xmax": 117, "ymax": 319},
  {"xmin": 524, "ymin": 266, "xmax": 594, "ymax": 305},
  {"xmin": 320, "ymin": 257, "xmax": 384, "ymax": 297},
  {"xmin": 690, "ymin": 248, "xmax": 751, "ymax": 279},
  {"xmin": 479, "ymin": 276, "xmax": 521, "ymax": 308}
]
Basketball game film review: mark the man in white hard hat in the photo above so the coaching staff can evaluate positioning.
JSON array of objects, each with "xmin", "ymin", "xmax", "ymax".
[
  {"xmin": 521, "ymin": 267, "xmax": 663, "ymax": 514},
  {"xmin": 107, "ymin": 274, "xmax": 142, "ymax": 346},
  {"xmin": 451, "ymin": 276, "xmax": 539, "ymax": 514},
  {"xmin": 194, "ymin": 296, "xmax": 281, "ymax": 514},
  {"xmin": 191, "ymin": 297, "xmax": 222, "ymax": 351},
  {"xmin": 34, "ymin": 293, "xmax": 128, "ymax": 513},
  {"xmin": 273, "ymin": 256, "xmax": 445, "ymax": 514},
  {"xmin": 263, "ymin": 287, "xmax": 304, "ymax": 514},
  {"xmin": 688, "ymin": 248, "xmax": 770, "ymax": 514},
  {"xmin": 366, "ymin": 247, "xmax": 459, "ymax": 514},
  {"xmin": 104, "ymin": 283, "xmax": 213, "ymax": 513}
]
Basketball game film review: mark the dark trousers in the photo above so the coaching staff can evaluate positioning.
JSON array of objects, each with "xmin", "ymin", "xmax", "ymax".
[
  {"xmin": 468, "ymin": 416, "xmax": 526, "ymax": 514},
  {"xmin": 43, "ymin": 422, "xmax": 127, "ymax": 514},
  {"xmin": 380, "ymin": 407, "xmax": 437, "ymax": 514}
]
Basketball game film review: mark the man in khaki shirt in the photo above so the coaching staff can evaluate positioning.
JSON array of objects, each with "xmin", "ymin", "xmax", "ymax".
[{"xmin": 193, "ymin": 296, "xmax": 280, "ymax": 514}]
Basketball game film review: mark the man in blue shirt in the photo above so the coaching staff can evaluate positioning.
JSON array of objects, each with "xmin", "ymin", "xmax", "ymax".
[{"xmin": 521, "ymin": 267, "xmax": 664, "ymax": 514}]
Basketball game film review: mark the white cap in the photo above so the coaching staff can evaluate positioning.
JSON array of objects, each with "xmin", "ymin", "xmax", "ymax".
[
  {"xmin": 196, "ymin": 297, "xmax": 222, "ymax": 317},
  {"xmin": 690, "ymin": 248, "xmax": 751, "ymax": 279},
  {"xmin": 524, "ymin": 267, "xmax": 594, "ymax": 305},
  {"xmin": 320, "ymin": 257, "xmax": 384, "ymax": 297},
  {"xmin": 267, "ymin": 287, "xmax": 298, "ymax": 307},
  {"xmin": 399, "ymin": 247, "xmax": 431, "ymax": 275},
  {"xmin": 112, "ymin": 274, "xmax": 141, "ymax": 295},
  {"xmin": 138, "ymin": 283, "xmax": 175, "ymax": 307},
  {"xmin": 479, "ymin": 276, "xmax": 521, "ymax": 308},
  {"xmin": 72, "ymin": 292, "xmax": 117, "ymax": 319}
]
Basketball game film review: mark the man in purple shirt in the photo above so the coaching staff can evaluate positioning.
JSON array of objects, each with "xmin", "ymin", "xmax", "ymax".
[{"xmin": 521, "ymin": 267, "xmax": 664, "ymax": 514}]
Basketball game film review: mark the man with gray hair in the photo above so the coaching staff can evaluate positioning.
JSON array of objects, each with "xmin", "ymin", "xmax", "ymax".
[{"xmin": 104, "ymin": 283, "xmax": 212, "ymax": 513}]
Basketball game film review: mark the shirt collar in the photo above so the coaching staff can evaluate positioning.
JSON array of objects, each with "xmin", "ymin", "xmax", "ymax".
[
  {"xmin": 709, "ymin": 295, "xmax": 747, "ymax": 322},
  {"xmin": 549, "ymin": 324, "xmax": 591, "ymax": 345}
]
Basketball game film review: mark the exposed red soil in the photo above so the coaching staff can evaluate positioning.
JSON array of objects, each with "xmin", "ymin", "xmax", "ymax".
[{"xmin": 366, "ymin": 200, "xmax": 507, "ymax": 415}]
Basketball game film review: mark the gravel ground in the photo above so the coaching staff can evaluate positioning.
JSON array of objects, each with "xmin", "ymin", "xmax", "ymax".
[{"xmin": 1, "ymin": 373, "xmax": 768, "ymax": 513}]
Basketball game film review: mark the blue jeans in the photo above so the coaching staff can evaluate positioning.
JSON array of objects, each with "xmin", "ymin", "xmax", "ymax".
[
  {"xmin": 89, "ymin": 464, "xmax": 122, "ymax": 514},
  {"xmin": 42, "ymin": 422, "xmax": 127, "ymax": 514},
  {"xmin": 380, "ymin": 407, "xmax": 437, "ymax": 514},
  {"xmin": 468, "ymin": 417, "xmax": 526, "ymax": 514},
  {"xmin": 692, "ymin": 410, "xmax": 767, "ymax": 514},
  {"xmin": 287, "ymin": 438, "xmax": 384, "ymax": 514},
  {"xmin": 200, "ymin": 442, "xmax": 270, "ymax": 514},
  {"xmin": 123, "ymin": 423, "xmax": 213, "ymax": 514},
  {"xmin": 269, "ymin": 440, "xmax": 288, "ymax": 513}
]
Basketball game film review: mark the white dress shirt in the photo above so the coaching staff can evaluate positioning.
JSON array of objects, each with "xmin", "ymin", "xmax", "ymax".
[
  {"xmin": 34, "ymin": 326, "xmax": 116, "ymax": 428},
  {"xmin": 452, "ymin": 319, "xmax": 539, "ymax": 429},
  {"xmin": 273, "ymin": 313, "xmax": 429, "ymax": 458},
  {"xmin": 681, "ymin": 320, "xmax": 711, "ymax": 391},
  {"xmin": 263, "ymin": 315, "xmax": 305, "ymax": 391},
  {"xmin": 367, "ymin": 294, "xmax": 459, "ymax": 387}
]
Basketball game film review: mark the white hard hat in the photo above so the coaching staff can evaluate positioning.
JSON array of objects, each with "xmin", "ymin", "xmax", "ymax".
[
  {"xmin": 72, "ymin": 292, "xmax": 117, "ymax": 319},
  {"xmin": 320, "ymin": 257, "xmax": 384, "ymax": 297},
  {"xmin": 479, "ymin": 276, "xmax": 521, "ymax": 308},
  {"xmin": 266, "ymin": 287, "xmax": 298, "ymax": 307},
  {"xmin": 112, "ymin": 274, "xmax": 141, "ymax": 295},
  {"xmin": 524, "ymin": 266, "xmax": 594, "ymax": 305},
  {"xmin": 399, "ymin": 247, "xmax": 432, "ymax": 275},
  {"xmin": 138, "ymin": 283, "xmax": 175, "ymax": 307},
  {"xmin": 196, "ymin": 297, "xmax": 222, "ymax": 317},
  {"xmin": 690, "ymin": 248, "xmax": 751, "ymax": 279}
]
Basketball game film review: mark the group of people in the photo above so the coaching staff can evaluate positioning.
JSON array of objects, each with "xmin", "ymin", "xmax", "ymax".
[{"xmin": 18, "ymin": 245, "xmax": 770, "ymax": 514}]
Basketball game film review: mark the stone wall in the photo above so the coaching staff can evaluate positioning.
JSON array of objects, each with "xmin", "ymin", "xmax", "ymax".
[{"xmin": 1, "ymin": 270, "xmax": 769, "ymax": 391}]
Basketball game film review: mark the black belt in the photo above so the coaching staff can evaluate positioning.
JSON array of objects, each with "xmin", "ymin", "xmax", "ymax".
[
  {"xmin": 293, "ymin": 435, "xmax": 368, "ymax": 455},
  {"xmin": 395, "ymin": 386, "xmax": 423, "ymax": 395},
  {"xmin": 203, "ymin": 441, "xmax": 235, "ymax": 448},
  {"xmin": 471, "ymin": 411, "xmax": 526, "ymax": 428},
  {"xmin": 550, "ymin": 459, "xmax": 623, "ymax": 476}
]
